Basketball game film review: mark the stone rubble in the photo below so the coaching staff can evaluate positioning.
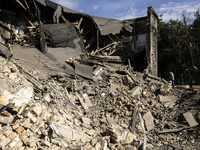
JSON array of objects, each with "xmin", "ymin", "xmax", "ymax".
[{"xmin": 0, "ymin": 56, "xmax": 199, "ymax": 150}]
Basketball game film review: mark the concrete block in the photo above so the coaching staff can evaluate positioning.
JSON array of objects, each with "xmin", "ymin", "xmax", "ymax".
[
  {"xmin": 0, "ymin": 137, "xmax": 10, "ymax": 149},
  {"xmin": 8, "ymin": 136, "xmax": 20, "ymax": 148},
  {"xmin": 3, "ymin": 128, "xmax": 12, "ymax": 137},
  {"xmin": 0, "ymin": 94, "xmax": 9, "ymax": 105},
  {"xmin": 27, "ymin": 111, "xmax": 37, "ymax": 123},
  {"xmin": 81, "ymin": 117, "xmax": 91, "ymax": 125},
  {"xmin": 20, "ymin": 135, "xmax": 29, "ymax": 145},
  {"xmin": 131, "ymin": 86, "xmax": 142, "ymax": 97},
  {"xmin": 143, "ymin": 111, "xmax": 154, "ymax": 131},
  {"xmin": 31, "ymin": 103, "xmax": 42, "ymax": 117},
  {"xmin": 54, "ymin": 122, "xmax": 90, "ymax": 140},
  {"xmin": 183, "ymin": 111, "xmax": 198, "ymax": 127},
  {"xmin": 0, "ymin": 113, "xmax": 14, "ymax": 123}
]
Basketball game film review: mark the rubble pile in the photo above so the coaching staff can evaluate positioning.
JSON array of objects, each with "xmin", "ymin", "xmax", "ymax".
[
  {"xmin": 0, "ymin": 0, "xmax": 199, "ymax": 149},
  {"xmin": 0, "ymin": 56, "xmax": 199, "ymax": 150}
]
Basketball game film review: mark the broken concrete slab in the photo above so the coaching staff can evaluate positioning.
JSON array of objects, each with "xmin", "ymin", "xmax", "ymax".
[
  {"xmin": 123, "ymin": 75, "xmax": 134, "ymax": 86},
  {"xmin": 76, "ymin": 93, "xmax": 93, "ymax": 110},
  {"xmin": 183, "ymin": 111, "xmax": 198, "ymax": 127},
  {"xmin": 131, "ymin": 86, "xmax": 142, "ymax": 97},
  {"xmin": 81, "ymin": 117, "xmax": 91, "ymax": 125},
  {"xmin": 143, "ymin": 111, "xmax": 154, "ymax": 131},
  {"xmin": 159, "ymin": 95, "xmax": 178, "ymax": 103},
  {"xmin": 109, "ymin": 84, "xmax": 118, "ymax": 94},
  {"xmin": 0, "ymin": 78, "xmax": 15, "ymax": 93},
  {"xmin": 53, "ymin": 122, "xmax": 90, "ymax": 140},
  {"xmin": 159, "ymin": 95, "xmax": 178, "ymax": 108},
  {"xmin": 0, "ymin": 95, "xmax": 9, "ymax": 106},
  {"xmin": 82, "ymin": 93, "xmax": 93, "ymax": 108},
  {"xmin": 0, "ymin": 43, "xmax": 12, "ymax": 59}
]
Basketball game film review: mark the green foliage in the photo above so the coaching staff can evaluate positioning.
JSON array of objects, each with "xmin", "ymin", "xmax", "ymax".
[{"xmin": 158, "ymin": 10, "xmax": 200, "ymax": 87}]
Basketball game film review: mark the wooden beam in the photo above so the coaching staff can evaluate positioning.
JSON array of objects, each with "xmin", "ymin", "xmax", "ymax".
[
  {"xmin": 77, "ymin": 18, "xmax": 83, "ymax": 30},
  {"xmin": 56, "ymin": 14, "xmax": 59, "ymax": 23},
  {"xmin": 94, "ymin": 41, "xmax": 119, "ymax": 54},
  {"xmin": 15, "ymin": 0, "xmax": 27, "ymax": 10},
  {"xmin": 61, "ymin": 15, "xmax": 69, "ymax": 23}
]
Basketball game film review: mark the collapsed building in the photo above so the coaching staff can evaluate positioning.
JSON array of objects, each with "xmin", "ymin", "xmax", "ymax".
[
  {"xmin": 0, "ymin": 1, "xmax": 200, "ymax": 150},
  {"xmin": 0, "ymin": 0, "xmax": 158, "ymax": 77}
]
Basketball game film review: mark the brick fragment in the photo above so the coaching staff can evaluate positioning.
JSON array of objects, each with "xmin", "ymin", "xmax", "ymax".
[
  {"xmin": 15, "ymin": 126, "xmax": 25, "ymax": 134},
  {"xmin": 12, "ymin": 123, "xmax": 20, "ymax": 130}
]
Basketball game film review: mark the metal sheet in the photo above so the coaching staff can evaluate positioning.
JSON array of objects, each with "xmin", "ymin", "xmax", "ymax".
[{"xmin": 75, "ymin": 63, "xmax": 93, "ymax": 79}]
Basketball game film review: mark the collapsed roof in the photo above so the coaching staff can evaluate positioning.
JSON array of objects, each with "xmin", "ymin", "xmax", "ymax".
[{"xmin": 0, "ymin": 0, "xmax": 158, "ymax": 77}]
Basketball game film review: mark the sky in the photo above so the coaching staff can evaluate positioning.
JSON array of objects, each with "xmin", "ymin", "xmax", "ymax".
[{"xmin": 51, "ymin": 0, "xmax": 200, "ymax": 22}]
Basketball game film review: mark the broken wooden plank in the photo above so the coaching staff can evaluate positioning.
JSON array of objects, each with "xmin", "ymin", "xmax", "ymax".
[
  {"xmin": 144, "ymin": 73, "xmax": 168, "ymax": 83},
  {"xmin": 15, "ymin": 0, "xmax": 27, "ymax": 10},
  {"xmin": 159, "ymin": 127, "xmax": 185, "ymax": 134},
  {"xmin": 131, "ymin": 105, "xmax": 138, "ymax": 134},
  {"xmin": 159, "ymin": 126, "xmax": 193, "ymax": 134},
  {"xmin": 77, "ymin": 18, "xmax": 83, "ymax": 30},
  {"xmin": 94, "ymin": 41, "xmax": 119, "ymax": 55},
  {"xmin": 56, "ymin": 14, "xmax": 59, "ymax": 23},
  {"xmin": 24, "ymin": 0, "xmax": 36, "ymax": 20},
  {"xmin": 89, "ymin": 55, "xmax": 122, "ymax": 62},
  {"xmin": 61, "ymin": 15, "xmax": 69, "ymax": 23}
]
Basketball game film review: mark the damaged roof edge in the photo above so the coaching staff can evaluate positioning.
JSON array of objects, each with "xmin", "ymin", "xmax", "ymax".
[
  {"xmin": 36, "ymin": 0, "xmax": 128, "ymax": 35},
  {"xmin": 35, "ymin": 0, "xmax": 46, "ymax": 6},
  {"xmin": 90, "ymin": 16, "xmax": 124, "ymax": 35}
]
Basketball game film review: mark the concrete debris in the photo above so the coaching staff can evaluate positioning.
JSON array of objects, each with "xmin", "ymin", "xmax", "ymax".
[
  {"xmin": 183, "ymin": 111, "xmax": 198, "ymax": 127},
  {"xmin": 0, "ymin": 0, "xmax": 199, "ymax": 149},
  {"xmin": 159, "ymin": 95, "xmax": 178, "ymax": 108},
  {"xmin": 0, "ymin": 55, "xmax": 198, "ymax": 150},
  {"xmin": 131, "ymin": 86, "xmax": 143, "ymax": 98},
  {"xmin": 143, "ymin": 111, "xmax": 154, "ymax": 131}
]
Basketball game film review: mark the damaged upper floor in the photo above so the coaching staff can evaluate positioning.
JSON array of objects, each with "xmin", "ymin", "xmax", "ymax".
[{"xmin": 0, "ymin": 0, "xmax": 159, "ymax": 76}]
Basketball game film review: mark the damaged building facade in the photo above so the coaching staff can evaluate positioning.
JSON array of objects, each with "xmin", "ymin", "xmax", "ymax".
[
  {"xmin": 0, "ymin": 0, "xmax": 158, "ymax": 77},
  {"xmin": 1, "ymin": 1, "xmax": 200, "ymax": 150}
]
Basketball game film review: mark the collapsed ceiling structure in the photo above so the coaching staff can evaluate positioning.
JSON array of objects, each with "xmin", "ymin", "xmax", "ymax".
[
  {"xmin": 0, "ymin": 0, "xmax": 158, "ymax": 77},
  {"xmin": 1, "ymin": 1, "xmax": 200, "ymax": 150}
]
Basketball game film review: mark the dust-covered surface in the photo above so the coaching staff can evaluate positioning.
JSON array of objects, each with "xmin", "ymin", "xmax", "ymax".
[
  {"xmin": 0, "ymin": 56, "xmax": 199, "ymax": 150},
  {"xmin": 0, "ymin": 0, "xmax": 198, "ymax": 149}
]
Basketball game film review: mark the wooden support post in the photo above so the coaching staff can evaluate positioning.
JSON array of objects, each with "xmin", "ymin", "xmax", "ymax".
[
  {"xmin": 61, "ymin": 15, "xmax": 69, "ymax": 23},
  {"xmin": 56, "ymin": 14, "xmax": 59, "ymax": 23},
  {"xmin": 15, "ymin": 0, "xmax": 27, "ymax": 10},
  {"xmin": 94, "ymin": 41, "xmax": 118, "ymax": 54},
  {"xmin": 97, "ymin": 29, "xmax": 99, "ymax": 49},
  {"xmin": 77, "ymin": 18, "xmax": 83, "ymax": 30},
  {"xmin": 131, "ymin": 105, "xmax": 138, "ymax": 134}
]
